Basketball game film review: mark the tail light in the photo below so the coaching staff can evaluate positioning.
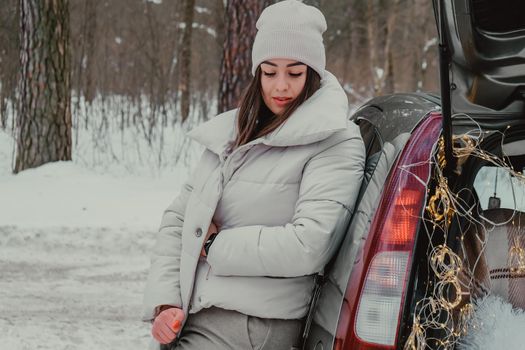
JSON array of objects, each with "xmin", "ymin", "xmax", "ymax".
[{"xmin": 334, "ymin": 112, "xmax": 442, "ymax": 349}]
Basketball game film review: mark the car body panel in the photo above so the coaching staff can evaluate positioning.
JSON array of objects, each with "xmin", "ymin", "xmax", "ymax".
[
  {"xmin": 433, "ymin": 0, "xmax": 525, "ymax": 129},
  {"xmin": 304, "ymin": 2, "xmax": 525, "ymax": 348},
  {"xmin": 304, "ymin": 94, "xmax": 440, "ymax": 350}
]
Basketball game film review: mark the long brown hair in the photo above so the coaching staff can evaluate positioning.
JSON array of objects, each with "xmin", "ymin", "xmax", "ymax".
[{"xmin": 233, "ymin": 65, "xmax": 321, "ymax": 148}]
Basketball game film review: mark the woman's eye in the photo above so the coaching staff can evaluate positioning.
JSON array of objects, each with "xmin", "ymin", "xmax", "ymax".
[
  {"xmin": 289, "ymin": 72, "xmax": 303, "ymax": 77},
  {"xmin": 263, "ymin": 72, "xmax": 276, "ymax": 77}
]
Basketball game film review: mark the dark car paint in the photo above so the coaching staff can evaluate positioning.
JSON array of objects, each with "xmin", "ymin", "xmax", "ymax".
[
  {"xmin": 433, "ymin": 0, "xmax": 525, "ymax": 130},
  {"xmin": 304, "ymin": 93, "xmax": 441, "ymax": 350},
  {"xmin": 305, "ymin": 1, "xmax": 525, "ymax": 348}
]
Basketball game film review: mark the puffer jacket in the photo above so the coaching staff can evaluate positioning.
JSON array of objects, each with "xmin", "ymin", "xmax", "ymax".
[{"xmin": 142, "ymin": 71, "xmax": 365, "ymax": 324}]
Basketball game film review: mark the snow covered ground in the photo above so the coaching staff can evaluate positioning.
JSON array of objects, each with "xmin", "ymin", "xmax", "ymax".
[{"xmin": 0, "ymin": 127, "xmax": 197, "ymax": 349}]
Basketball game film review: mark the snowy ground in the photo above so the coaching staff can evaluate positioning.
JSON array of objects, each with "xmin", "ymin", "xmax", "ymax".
[{"xmin": 0, "ymin": 129, "xmax": 196, "ymax": 349}]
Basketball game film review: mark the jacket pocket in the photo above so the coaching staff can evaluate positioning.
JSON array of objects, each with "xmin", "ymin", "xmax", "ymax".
[{"xmin": 246, "ymin": 315, "xmax": 271, "ymax": 350}]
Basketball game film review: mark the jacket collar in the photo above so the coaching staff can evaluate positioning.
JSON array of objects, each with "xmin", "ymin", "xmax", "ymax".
[{"xmin": 186, "ymin": 70, "xmax": 349, "ymax": 156}]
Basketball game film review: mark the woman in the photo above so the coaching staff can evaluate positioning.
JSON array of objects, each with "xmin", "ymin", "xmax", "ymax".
[{"xmin": 142, "ymin": 1, "xmax": 365, "ymax": 349}]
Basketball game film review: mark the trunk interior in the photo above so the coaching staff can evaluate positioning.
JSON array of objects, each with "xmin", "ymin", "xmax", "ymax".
[{"xmin": 402, "ymin": 123, "xmax": 525, "ymax": 348}]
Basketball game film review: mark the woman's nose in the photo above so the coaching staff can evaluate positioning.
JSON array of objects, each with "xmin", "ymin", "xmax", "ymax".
[{"xmin": 275, "ymin": 75, "xmax": 288, "ymax": 91}]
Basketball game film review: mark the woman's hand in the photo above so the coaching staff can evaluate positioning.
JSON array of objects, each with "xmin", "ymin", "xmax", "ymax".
[
  {"xmin": 201, "ymin": 221, "xmax": 218, "ymax": 257},
  {"xmin": 151, "ymin": 307, "xmax": 185, "ymax": 344}
]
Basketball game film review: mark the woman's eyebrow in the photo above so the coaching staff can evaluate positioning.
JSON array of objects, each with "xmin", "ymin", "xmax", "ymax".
[
  {"xmin": 286, "ymin": 62, "xmax": 306, "ymax": 67},
  {"xmin": 261, "ymin": 61, "xmax": 277, "ymax": 67},
  {"xmin": 261, "ymin": 61, "xmax": 306, "ymax": 67}
]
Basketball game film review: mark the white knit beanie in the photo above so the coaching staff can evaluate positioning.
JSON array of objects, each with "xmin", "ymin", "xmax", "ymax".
[{"xmin": 251, "ymin": 0, "xmax": 327, "ymax": 78}]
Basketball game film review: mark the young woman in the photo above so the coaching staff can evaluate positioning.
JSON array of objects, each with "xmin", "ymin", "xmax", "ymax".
[{"xmin": 142, "ymin": 1, "xmax": 365, "ymax": 349}]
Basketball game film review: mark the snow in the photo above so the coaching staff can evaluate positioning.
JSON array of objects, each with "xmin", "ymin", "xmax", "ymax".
[
  {"xmin": 177, "ymin": 22, "xmax": 217, "ymax": 38},
  {"xmin": 0, "ymin": 226, "xmax": 153, "ymax": 349},
  {"xmin": 374, "ymin": 67, "xmax": 384, "ymax": 80},
  {"xmin": 0, "ymin": 160, "xmax": 183, "ymax": 228},
  {"xmin": 0, "ymin": 102, "xmax": 200, "ymax": 349},
  {"xmin": 424, "ymin": 37, "xmax": 438, "ymax": 52},
  {"xmin": 459, "ymin": 295, "xmax": 525, "ymax": 350},
  {"xmin": 195, "ymin": 6, "xmax": 211, "ymax": 15}
]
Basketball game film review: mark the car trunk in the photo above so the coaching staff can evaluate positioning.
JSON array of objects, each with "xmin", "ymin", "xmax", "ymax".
[
  {"xmin": 433, "ymin": 0, "xmax": 525, "ymax": 169},
  {"xmin": 401, "ymin": 124, "xmax": 525, "ymax": 347},
  {"xmin": 450, "ymin": 126, "xmax": 525, "ymax": 308},
  {"xmin": 400, "ymin": 1, "xmax": 525, "ymax": 347}
]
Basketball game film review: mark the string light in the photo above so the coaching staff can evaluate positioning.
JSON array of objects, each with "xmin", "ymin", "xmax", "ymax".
[
  {"xmin": 429, "ymin": 245, "xmax": 462, "ymax": 280},
  {"xmin": 508, "ymin": 237, "xmax": 525, "ymax": 276},
  {"xmin": 402, "ymin": 117, "xmax": 525, "ymax": 349}
]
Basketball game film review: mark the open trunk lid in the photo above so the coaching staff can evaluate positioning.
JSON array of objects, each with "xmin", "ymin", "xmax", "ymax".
[
  {"xmin": 433, "ymin": 0, "xmax": 525, "ymax": 172},
  {"xmin": 433, "ymin": 0, "xmax": 525, "ymax": 128}
]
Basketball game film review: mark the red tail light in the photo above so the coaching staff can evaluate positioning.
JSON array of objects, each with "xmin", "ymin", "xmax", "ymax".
[
  {"xmin": 334, "ymin": 112, "xmax": 442, "ymax": 350},
  {"xmin": 381, "ymin": 189, "xmax": 424, "ymax": 246}
]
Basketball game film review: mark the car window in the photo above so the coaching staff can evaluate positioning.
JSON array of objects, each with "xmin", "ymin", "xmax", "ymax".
[
  {"xmin": 474, "ymin": 166, "xmax": 525, "ymax": 211},
  {"xmin": 357, "ymin": 118, "xmax": 382, "ymax": 158}
]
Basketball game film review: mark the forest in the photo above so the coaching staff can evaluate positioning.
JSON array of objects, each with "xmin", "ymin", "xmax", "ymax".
[{"xmin": 0, "ymin": 0, "xmax": 438, "ymax": 174}]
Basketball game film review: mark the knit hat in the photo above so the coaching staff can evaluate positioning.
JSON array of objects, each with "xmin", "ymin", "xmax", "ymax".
[{"xmin": 251, "ymin": 0, "xmax": 327, "ymax": 78}]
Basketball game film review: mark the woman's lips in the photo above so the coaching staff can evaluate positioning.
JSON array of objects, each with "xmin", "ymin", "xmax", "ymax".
[{"xmin": 272, "ymin": 97, "xmax": 292, "ymax": 107}]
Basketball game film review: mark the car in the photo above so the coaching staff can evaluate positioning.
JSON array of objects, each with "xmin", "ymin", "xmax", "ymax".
[{"xmin": 301, "ymin": 1, "xmax": 525, "ymax": 349}]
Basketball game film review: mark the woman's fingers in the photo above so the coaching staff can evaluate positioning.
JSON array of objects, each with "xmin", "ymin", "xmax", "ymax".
[
  {"xmin": 172, "ymin": 307, "xmax": 185, "ymax": 319},
  {"xmin": 153, "ymin": 324, "xmax": 176, "ymax": 344},
  {"xmin": 152, "ymin": 324, "xmax": 173, "ymax": 344},
  {"xmin": 172, "ymin": 319, "xmax": 181, "ymax": 332},
  {"xmin": 151, "ymin": 307, "xmax": 186, "ymax": 344}
]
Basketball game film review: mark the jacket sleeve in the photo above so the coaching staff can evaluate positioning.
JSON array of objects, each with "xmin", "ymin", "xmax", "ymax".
[
  {"xmin": 141, "ymin": 180, "xmax": 193, "ymax": 322},
  {"xmin": 206, "ymin": 135, "xmax": 365, "ymax": 277}
]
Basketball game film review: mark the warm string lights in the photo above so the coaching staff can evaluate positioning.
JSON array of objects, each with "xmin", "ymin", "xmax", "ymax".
[
  {"xmin": 426, "ymin": 179, "xmax": 455, "ymax": 228},
  {"xmin": 429, "ymin": 245, "xmax": 462, "ymax": 280},
  {"xmin": 404, "ymin": 134, "xmax": 467, "ymax": 350},
  {"xmin": 508, "ymin": 237, "xmax": 525, "ymax": 276},
  {"xmin": 404, "ymin": 117, "xmax": 525, "ymax": 350},
  {"xmin": 456, "ymin": 303, "xmax": 474, "ymax": 337}
]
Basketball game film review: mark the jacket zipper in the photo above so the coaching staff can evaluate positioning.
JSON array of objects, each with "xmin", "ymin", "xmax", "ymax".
[{"xmin": 220, "ymin": 141, "xmax": 260, "ymax": 184}]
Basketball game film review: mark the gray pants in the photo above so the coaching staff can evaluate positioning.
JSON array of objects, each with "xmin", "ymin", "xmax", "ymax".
[{"xmin": 168, "ymin": 306, "xmax": 302, "ymax": 350}]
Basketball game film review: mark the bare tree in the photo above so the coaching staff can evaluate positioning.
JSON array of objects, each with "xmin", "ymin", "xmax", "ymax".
[
  {"xmin": 382, "ymin": 0, "xmax": 401, "ymax": 94},
  {"xmin": 218, "ymin": 0, "xmax": 274, "ymax": 113},
  {"xmin": 0, "ymin": 1, "xmax": 19, "ymax": 130},
  {"xmin": 366, "ymin": 0, "xmax": 401, "ymax": 95},
  {"xmin": 79, "ymin": 0, "xmax": 97, "ymax": 103},
  {"xmin": 214, "ymin": 0, "xmax": 225, "ymax": 48},
  {"xmin": 366, "ymin": 0, "xmax": 380, "ymax": 93},
  {"xmin": 179, "ymin": 0, "xmax": 195, "ymax": 123},
  {"xmin": 0, "ymin": 0, "xmax": 440, "ymax": 142},
  {"xmin": 15, "ymin": 0, "xmax": 71, "ymax": 173}
]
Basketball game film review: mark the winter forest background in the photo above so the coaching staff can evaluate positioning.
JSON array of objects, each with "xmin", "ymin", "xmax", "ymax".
[{"xmin": 0, "ymin": 0, "xmax": 438, "ymax": 349}]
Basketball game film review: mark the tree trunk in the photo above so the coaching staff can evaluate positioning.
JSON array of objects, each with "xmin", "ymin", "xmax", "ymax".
[
  {"xmin": 366, "ymin": 0, "xmax": 380, "ymax": 94},
  {"xmin": 15, "ymin": 0, "xmax": 71, "ymax": 173},
  {"xmin": 218, "ymin": 0, "xmax": 272, "ymax": 114},
  {"xmin": 0, "ymin": 0, "xmax": 19, "ymax": 131},
  {"xmin": 0, "ymin": 96, "xmax": 7, "ymax": 130},
  {"xmin": 367, "ymin": 0, "xmax": 400, "ymax": 95},
  {"xmin": 82, "ymin": 0, "xmax": 97, "ymax": 103},
  {"xmin": 380, "ymin": 0, "xmax": 400, "ymax": 94},
  {"xmin": 179, "ymin": 0, "xmax": 195, "ymax": 123},
  {"xmin": 214, "ymin": 0, "xmax": 225, "ymax": 50}
]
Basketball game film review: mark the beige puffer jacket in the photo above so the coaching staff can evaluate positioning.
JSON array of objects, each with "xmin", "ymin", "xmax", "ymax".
[{"xmin": 142, "ymin": 71, "xmax": 365, "ymax": 324}]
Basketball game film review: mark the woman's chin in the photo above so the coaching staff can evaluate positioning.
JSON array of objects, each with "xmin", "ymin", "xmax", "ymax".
[{"xmin": 270, "ymin": 106, "xmax": 285, "ymax": 116}]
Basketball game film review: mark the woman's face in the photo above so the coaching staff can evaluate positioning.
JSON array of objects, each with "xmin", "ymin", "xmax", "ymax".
[{"xmin": 260, "ymin": 59, "xmax": 308, "ymax": 116}]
